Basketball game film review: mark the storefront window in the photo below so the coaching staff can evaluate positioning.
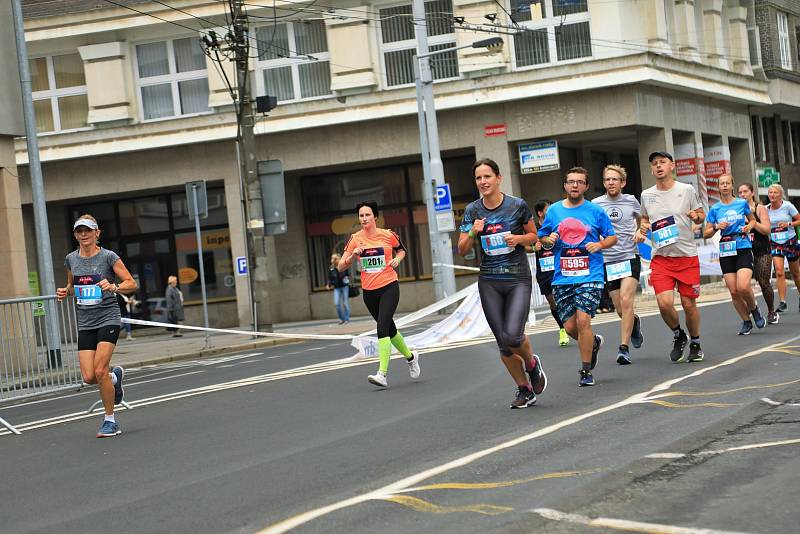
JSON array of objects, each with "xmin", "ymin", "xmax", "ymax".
[
  {"xmin": 119, "ymin": 195, "xmax": 170, "ymax": 235},
  {"xmin": 302, "ymin": 155, "xmax": 477, "ymax": 290},
  {"xmin": 172, "ymin": 188, "xmax": 228, "ymax": 229},
  {"xmin": 174, "ymin": 228, "xmax": 236, "ymax": 301}
]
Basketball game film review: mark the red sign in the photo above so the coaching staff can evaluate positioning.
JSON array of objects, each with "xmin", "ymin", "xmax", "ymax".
[{"xmin": 484, "ymin": 124, "xmax": 507, "ymax": 137}]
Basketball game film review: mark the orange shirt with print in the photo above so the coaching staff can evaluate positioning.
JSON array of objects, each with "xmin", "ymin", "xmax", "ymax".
[{"xmin": 344, "ymin": 228, "xmax": 405, "ymax": 291}]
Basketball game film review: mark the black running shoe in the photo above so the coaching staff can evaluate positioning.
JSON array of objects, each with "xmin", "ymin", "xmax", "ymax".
[
  {"xmin": 510, "ymin": 386, "xmax": 536, "ymax": 409},
  {"xmin": 767, "ymin": 312, "xmax": 779, "ymax": 325},
  {"xmin": 777, "ymin": 300, "xmax": 788, "ymax": 313},
  {"xmin": 591, "ymin": 334, "xmax": 603, "ymax": 370},
  {"xmin": 527, "ymin": 354, "xmax": 547, "ymax": 395},
  {"xmin": 738, "ymin": 321, "xmax": 753, "ymax": 336},
  {"xmin": 670, "ymin": 330, "xmax": 688, "ymax": 362},
  {"xmin": 616, "ymin": 345, "xmax": 631, "ymax": 365},
  {"xmin": 688, "ymin": 341, "xmax": 704, "ymax": 362},
  {"xmin": 630, "ymin": 315, "xmax": 644, "ymax": 349},
  {"xmin": 751, "ymin": 308, "xmax": 766, "ymax": 329}
]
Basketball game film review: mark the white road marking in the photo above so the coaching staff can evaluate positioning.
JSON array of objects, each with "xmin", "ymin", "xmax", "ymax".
[
  {"xmin": 255, "ymin": 333, "xmax": 800, "ymax": 534},
  {"xmin": 530, "ymin": 508, "xmax": 752, "ymax": 534},
  {"xmin": 645, "ymin": 438, "xmax": 800, "ymax": 459},
  {"xmin": 760, "ymin": 397, "xmax": 800, "ymax": 407}
]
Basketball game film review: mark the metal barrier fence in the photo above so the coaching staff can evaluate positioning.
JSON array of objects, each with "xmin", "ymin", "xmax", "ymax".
[{"xmin": 0, "ymin": 295, "xmax": 81, "ymax": 434}]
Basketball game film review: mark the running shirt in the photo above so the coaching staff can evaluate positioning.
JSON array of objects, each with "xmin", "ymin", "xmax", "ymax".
[
  {"xmin": 640, "ymin": 181, "xmax": 702, "ymax": 258},
  {"xmin": 748, "ymin": 202, "xmax": 770, "ymax": 256},
  {"xmin": 534, "ymin": 241, "xmax": 556, "ymax": 282},
  {"xmin": 537, "ymin": 199, "xmax": 615, "ymax": 286},
  {"xmin": 706, "ymin": 198, "xmax": 752, "ymax": 257},
  {"xmin": 344, "ymin": 228, "xmax": 406, "ymax": 291},
  {"xmin": 460, "ymin": 194, "xmax": 533, "ymax": 279},
  {"xmin": 64, "ymin": 248, "xmax": 122, "ymax": 330},
  {"xmin": 592, "ymin": 193, "xmax": 641, "ymax": 263},
  {"xmin": 767, "ymin": 201, "xmax": 799, "ymax": 245}
]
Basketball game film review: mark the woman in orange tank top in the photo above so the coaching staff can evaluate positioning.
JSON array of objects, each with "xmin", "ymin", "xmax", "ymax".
[{"xmin": 339, "ymin": 201, "xmax": 420, "ymax": 388}]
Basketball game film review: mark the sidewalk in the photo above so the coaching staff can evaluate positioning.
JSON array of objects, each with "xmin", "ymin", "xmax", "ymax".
[{"xmin": 112, "ymin": 283, "xmax": 735, "ymax": 370}]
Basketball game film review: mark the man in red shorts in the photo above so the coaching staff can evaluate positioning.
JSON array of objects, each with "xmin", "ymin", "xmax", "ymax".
[{"xmin": 635, "ymin": 151, "xmax": 705, "ymax": 362}]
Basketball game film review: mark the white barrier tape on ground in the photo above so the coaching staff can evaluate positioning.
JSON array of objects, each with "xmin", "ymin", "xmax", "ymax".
[{"xmin": 432, "ymin": 263, "xmax": 480, "ymax": 272}]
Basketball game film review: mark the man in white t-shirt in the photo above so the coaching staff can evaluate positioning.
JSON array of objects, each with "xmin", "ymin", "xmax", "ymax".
[{"xmin": 634, "ymin": 151, "xmax": 705, "ymax": 363}]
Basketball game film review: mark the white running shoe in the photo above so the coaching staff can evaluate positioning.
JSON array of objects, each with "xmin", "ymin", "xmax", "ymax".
[
  {"xmin": 407, "ymin": 351, "xmax": 421, "ymax": 379},
  {"xmin": 368, "ymin": 371, "xmax": 388, "ymax": 387}
]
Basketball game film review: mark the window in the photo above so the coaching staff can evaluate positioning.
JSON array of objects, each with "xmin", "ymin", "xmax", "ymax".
[
  {"xmin": 302, "ymin": 155, "xmax": 476, "ymax": 290},
  {"xmin": 255, "ymin": 20, "xmax": 332, "ymax": 102},
  {"xmin": 135, "ymin": 37, "xmax": 210, "ymax": 120},
  {"xmin": 30, "ymin": 53, "xmax": 88, "ymax": 133},
  {"xmin": 793, "ymin": 122, "xmax": 800, "ymax": 164},
  {"xmin": 379, "ymin": 0, "xmax": 458, "ymax": 87},
  {"xmin": 511, "ymin": 0, "xmax": 592, "ymax": 69},
  {"xmin": 777, "ymin": 12, "xmax": 792, "ymax": 70},
  {"xmin": 751, "ymin": 115, "xmax": 765, "ymax": 162},
  {"xmin": 785, "ymin": 120, "xmax": 796, "ymax": 164}
]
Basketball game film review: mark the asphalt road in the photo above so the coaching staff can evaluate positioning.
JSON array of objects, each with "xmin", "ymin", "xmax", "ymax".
[{"xmin": 1, "ymin": 295, "xmax": 799, "ymax": 534}]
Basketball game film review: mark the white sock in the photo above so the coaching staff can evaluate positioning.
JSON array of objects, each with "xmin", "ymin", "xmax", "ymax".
[
  {"xmin": 104, "ymin": 414, "xmax": 116, "ymax": 423},
  {"xmin": 110, "ymin": 372, "xmax": 118, "ymax": 385}
]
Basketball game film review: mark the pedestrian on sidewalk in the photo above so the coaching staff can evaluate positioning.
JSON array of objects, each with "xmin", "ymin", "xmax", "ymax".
[
  {"xmin": 327, "ymin": 253, "xmax": 351, "ymax": 324},
  {"xmin": 165, "ymin": 275, "xmax": 185, "ymax": 337},
  {"xmin": 117, "ymin": 292, "xmax": 139, "ymax": 340},
  {"xmin": 57, "ymin": 214, "xmax": 136, "ymax": 438}
]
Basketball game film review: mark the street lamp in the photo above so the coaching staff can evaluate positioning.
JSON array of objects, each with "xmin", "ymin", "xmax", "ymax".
[{"xmin": 412, "ymin": 0, "xmax": 503, "ymax": 303}]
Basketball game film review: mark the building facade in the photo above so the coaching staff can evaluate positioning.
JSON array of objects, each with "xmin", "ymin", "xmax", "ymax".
[{"xmin": 13, "ymin": 0, "xmax": 790, "ymax": 325}]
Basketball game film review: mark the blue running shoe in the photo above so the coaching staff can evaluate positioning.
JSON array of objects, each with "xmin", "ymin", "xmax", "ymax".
[
  {"xmin": 96, "ymin": 420, "xmax": 121, "ymax": 438},
  {"xmin": 579, "ymin": 369, "xmax": 595, "ymax": 387},
  {"xmin": 112, "ymin": 366, "xmax": 125, "ymax": 405},
  {"xmin": 630, "ymin": 315, "xmax": 644, "ymax": 349},
  {"xmin": 738, "ymin": 321, "xmax": 753, "ymax": 336},
  {"xmin": 751, "ymin": 307, "xmax": 766, "ymax": 329},
  {"xmin": 616, "ymin": 345, "xmax": 631, "ymax": 365}
]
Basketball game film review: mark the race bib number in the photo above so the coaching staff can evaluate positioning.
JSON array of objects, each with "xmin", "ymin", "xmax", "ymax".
[
  {"xmin": 73, "ymin": 274, "xmax": 103, "ymax": 306},
  {"xmin": 560, "ymin": 247, "xmax": 590, "ymax": 277},
  {"xmin": 359, "ymin": 248, "xmax": 386, "ymax": 273},
  {"xmin": 480, "ymin": 222, "xmax": 513, "ymax": 256},
  {"xmin": 605, "ymin": 260, "xmax": 632, "ymax": 282},
  {"xmin": 538, "ymin": 251, "xmax": 555, "ymax": 273},
  {"xmin": 771, "ymin": 229, "xmax": 791, "ymax": 244},
  {"xmin": 651, "ymin": 216, "xmax": 679, "ymax": 249},
  {"xmin": 719, "ymin": 237, "xmax": 737, "ymax": 257}
]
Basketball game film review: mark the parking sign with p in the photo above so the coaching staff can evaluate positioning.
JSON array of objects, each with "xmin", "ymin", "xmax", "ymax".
[{"xmin": 434, "ymin": 184, "xmax": 452, "ymax": 212}]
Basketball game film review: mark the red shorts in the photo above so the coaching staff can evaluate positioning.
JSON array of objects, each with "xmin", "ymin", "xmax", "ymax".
[{"xmin": 650, "ymin": 255, "xmax": 700, "ymax": 298}]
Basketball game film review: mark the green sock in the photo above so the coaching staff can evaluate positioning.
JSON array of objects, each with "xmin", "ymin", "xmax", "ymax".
[
  {"xmin": 390, "ymin": 332, "xmax": 413, "ymax": 359},
  {"xmin": 378, "ymin": 337, "xmax": 392, "ymax": 374}
]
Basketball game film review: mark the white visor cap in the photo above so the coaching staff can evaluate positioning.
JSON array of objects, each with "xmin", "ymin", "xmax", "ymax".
[{"xmin": 73, "ymin": 219, "xmax": 98, "ymax": 230}]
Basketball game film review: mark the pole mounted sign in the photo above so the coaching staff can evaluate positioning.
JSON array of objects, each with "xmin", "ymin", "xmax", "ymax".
[
  {"xmin": 519, "ymin": 140, "xmax": 560, "ymax": 174},
  {"xmin": 434, "ymin": 184, "xmax": 455, "ymax": 232}
]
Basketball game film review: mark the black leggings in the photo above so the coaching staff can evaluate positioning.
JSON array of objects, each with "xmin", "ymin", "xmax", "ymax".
[
  {"xmin": 362, "ymin": 281, "xmax": 400, "ymax": 339},
  {"xmin": 478, "ymin": 277, "xmax": 532, "ymax": 356}
]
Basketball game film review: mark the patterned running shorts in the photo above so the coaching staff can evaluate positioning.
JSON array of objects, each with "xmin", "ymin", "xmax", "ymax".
[{"xmin": 553, "ymin": 282, "xmax": 604, "ymax": 325}]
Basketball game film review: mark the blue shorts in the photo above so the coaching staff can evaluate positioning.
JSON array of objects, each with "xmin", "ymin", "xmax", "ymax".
[{"xmin": 553, "ymin": 283, "xmax": 603, "ymax": 325}]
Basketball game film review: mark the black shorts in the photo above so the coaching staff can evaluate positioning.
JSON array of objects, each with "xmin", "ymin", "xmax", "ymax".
[
  {"xmin": 603, "ymin": 256, "xmax": 641, "ymax": 293},
  {"xmin": 536, "ymin": 272, "xmax": 554, "ymax": 297},
  {"xmin": 78, "ymin": 325, "xmax": 120, "ymax": 351},
  {"xmin": 720, "ymin": 249, "xmax": 754, "ymax": 274}
]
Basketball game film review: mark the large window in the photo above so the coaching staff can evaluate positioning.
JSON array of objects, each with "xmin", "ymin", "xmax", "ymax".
[
  {"xmin": 67, "ymin": 186, "xmax": 233, "ymax": 312},
  {"xmin": 302, "ymin": 155, "xmax": 478, "ymax": 290},
  {"xmin": 777, "ymin": 12, "xmax": 792, "ymax": 70},
  {"xmin": 135, "ymin": 37, "xmax": 210, "ymax": 120},
  {"xmin": 379, "ymin": 0, "xmax": 458, "ymax": 87},
  {"xmin": 30, "ymin": 53, "xmax": 89, "ymax": 133},
  {"xmin": 510, "ymin": 0, "xmax": 592, "ymax": 68},
  {"xmin": 255, "ymin": 20, "xmax": 332, "ymax": 102}
]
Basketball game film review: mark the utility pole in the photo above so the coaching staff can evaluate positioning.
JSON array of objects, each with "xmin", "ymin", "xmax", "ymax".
[
  {"xmin": 229, "ymin": 0, "xmax": 278, "ymax": 331},
  {"xmin": 412, "ymin": 0, "xmax": 457, "ymax": 301}
]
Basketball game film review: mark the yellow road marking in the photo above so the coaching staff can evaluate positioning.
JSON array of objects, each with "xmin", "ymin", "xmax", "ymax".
[
  {"xmin": 400, "ymin": 469, "xmax": 598, "ymax": 492},
  {"xmin": 643, "ymin": 400, "xmax": 740, "ymax": 409},
  {"xmin": 383, "ymin": 495, "xmax": 512, "ymax": 516}
]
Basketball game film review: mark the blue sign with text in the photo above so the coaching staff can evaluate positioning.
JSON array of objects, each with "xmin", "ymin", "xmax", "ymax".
[{"xmin": 434, "ymin": 184, "xmax": 452, "ymax": 212}]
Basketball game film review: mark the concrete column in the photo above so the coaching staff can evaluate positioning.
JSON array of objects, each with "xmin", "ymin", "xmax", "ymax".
[
  {"xmin": 474, "ymin": 128, "xmax": 519, "ymax": 195},
  {"xmin": 452, "ymin": 0, "xmax": 509, "ymax": 76},
  {"xmin": 324, "ymin": 8, "xmax": 378, "ymax": 95},
  {"xmin": 0, "ymin": 137, "xmax": 29, "ymax": 297},
  {"xmin": 647, "ymin": 0, "xmax": 672, "ymax": 53},
  {"xmin": 727, "ymin": 6, "xmax": 752, "ymax": 75},
  {"xmin": 223, "ymin": 160, "xmax": 252, "ymax": 327},
  {"xmin": 702, "ymin": 0, "xmax": 728, "ymax": 70},
  {"xmin": 673, "ymin": 0, "xmax": 701, "ymax": 61},
  {"xmin": 637, "ymin": 127, "xmax": 674, "ymax": 189},
  {"xmin": 729, "ymin": 137, "xmax": 755, "ymax": 187},
  {"xmin": 78, "ymin": 42, "xmax": 136, "ymax": 125}
]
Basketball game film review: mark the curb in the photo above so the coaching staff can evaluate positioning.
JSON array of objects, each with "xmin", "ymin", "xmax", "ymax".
[{"xmin": 127, "ymin": 336, "xmax": 304, "ymax": 368}]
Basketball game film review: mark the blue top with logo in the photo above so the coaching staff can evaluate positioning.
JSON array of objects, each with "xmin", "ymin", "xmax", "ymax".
[
  {"xmin": 460, "ymin": 194, "xmax": 533, "ymax": 280},
  {"xmin": 537, "ymin": 199, "xmax": 615, "ymax": 286},
  {"xmin": 706, "ymin": 198, "xmax": 751, "ymax": 250}
]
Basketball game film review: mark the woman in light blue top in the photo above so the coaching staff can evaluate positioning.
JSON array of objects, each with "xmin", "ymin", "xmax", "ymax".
[{"xmin": 767, "ymin": 184, "xmax": 800, "ymax": 313}]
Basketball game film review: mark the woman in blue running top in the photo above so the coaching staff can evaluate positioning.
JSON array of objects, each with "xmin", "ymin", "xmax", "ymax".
[
  {"xmin": 766, "ymin": 184, "xmax": 800, "ymax": 313},
  {"xmin": 704, "ymin": 174, "xmax": 763, "ymax": 335},
  {"xmin": 458, "ymin": 159, "xmax": 546, "ymax": 409}
]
